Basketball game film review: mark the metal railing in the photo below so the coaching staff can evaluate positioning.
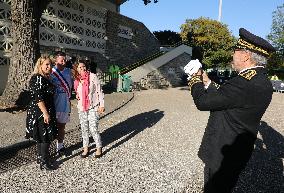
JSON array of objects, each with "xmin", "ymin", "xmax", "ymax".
[
  {"xmin": 120, "ymin": 51, "xmax": 164, "ymax": 74},
  {"xmin": 119, "ymin": 41, "xmax": 191, "ymax": 75},
  {"xmin": 99, "ymin": 41, "xmax": 191, "ymax": 84}
]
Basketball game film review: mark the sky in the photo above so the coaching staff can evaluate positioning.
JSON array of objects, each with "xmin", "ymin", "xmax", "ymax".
[{"xmin": 120, "ymin": 0, "xmax": 283, "ymax": 39}]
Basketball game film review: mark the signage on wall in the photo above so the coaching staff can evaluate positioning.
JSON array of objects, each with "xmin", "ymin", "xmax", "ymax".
[{"xmin": 118, "ymin": 25, "xmax": 133, "ymax": 40}]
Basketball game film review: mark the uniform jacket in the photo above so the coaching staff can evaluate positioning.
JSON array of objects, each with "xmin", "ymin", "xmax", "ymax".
[
  {"xmin": 190, "ymin": 66, "xmax": 273, "ymax": 172},
  {"xmin": 74, "ymin": 72, "xmax": 104, "ymax": 112}
]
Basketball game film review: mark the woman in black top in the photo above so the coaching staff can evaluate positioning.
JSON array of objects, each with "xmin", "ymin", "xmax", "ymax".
[{"xmin": 26, "ymin": 56, "xmax": 58, "ymax": 170}]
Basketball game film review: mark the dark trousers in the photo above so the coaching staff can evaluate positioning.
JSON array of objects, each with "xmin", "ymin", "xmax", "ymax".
[
  {"xmin": 204, "ymin": 164, "xmax": 244, "ymax": 193},
  {"xmin": 204, "ymin": 134, "xmax": 255, "ymax": 193},
  {"xmin": 37, "ymin": 142, "xmax": 50, "ymax": 162},
  {"xmin": 111, "ymin": 78, "xmax": 118, "ymax": 90}
]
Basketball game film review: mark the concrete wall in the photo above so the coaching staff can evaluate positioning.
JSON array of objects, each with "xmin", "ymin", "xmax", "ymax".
[
  {"xmin": 105, "ymin": 11, "xmax": 160, "ymax": 71},
  {"xmin": 139, "ymin": 53, "xmax": 192, "ymax": 89},
  {"xmin": 90, "ymin": 0, "xmax": 117, "ymax": 12},
  {"xmin": 0, "ymin": 2, "xmax": 160, "ymax": 94},
  {"xmin": 39, "ymin": 10, "xmax": 161, "ymax": 72},
  {"xmin": 0, "ymin": 65, "xmax": 9, "ymax": 94},
  {"xmin": 127, "ymin": 45, "xmax": 192, "ymax": 82}
]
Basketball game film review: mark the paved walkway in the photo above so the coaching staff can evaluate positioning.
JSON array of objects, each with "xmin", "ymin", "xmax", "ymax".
[{"xmin": 0, "ymin": 88, "xmax": 283, "ymax": 193}]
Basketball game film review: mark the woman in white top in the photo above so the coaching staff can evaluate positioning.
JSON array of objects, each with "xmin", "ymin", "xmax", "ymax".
[{"xmin": 73, "ymin": 60, "xmax": 105, "ymax": 158}]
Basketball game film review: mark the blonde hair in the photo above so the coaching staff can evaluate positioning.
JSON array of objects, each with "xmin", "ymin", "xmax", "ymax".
[{"xmin": 33, "ymin": 56, "xmax": 52, "ymax": 76}]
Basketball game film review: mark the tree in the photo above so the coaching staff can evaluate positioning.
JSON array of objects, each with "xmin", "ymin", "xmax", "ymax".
[
  {"xmin": 0, "ymin": 0, "xmax": 51, "ymax": 107},
  {"xmin": 180, "ymin": 17, "xmax": 235, "ymax": 68},
  {"xmin": 267, "ymin": 4, "xmax": 284, "ymax": 69},
  {"xmin": 267, "ymin": 52, "xmax": 284, "ymax": 69},
  {"xmin": 153, "ymin": 30, "xmax": 182, "ymax": 45}
]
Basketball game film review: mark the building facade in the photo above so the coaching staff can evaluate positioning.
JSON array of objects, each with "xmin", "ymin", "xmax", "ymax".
[{"xmin": 0, "ymin": 0, "xmax": 160, "ymax": 93}]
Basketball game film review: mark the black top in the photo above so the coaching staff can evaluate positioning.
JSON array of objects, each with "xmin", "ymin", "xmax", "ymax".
[
  {"xmin": 26, "ymin": 74, "xmax": 58, "ymax": 143},
  {"xmin": 190, "ymin": 67, "xmax": 273, "ymax": 171}
]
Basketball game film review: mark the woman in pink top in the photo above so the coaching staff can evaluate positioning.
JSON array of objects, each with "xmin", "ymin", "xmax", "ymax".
[{"xmin": 73, "ymin": 60, "xmax": 104, "ymax": 158}]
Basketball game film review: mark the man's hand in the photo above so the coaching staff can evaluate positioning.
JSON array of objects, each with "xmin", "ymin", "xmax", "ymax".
[
  {"xmin": 202, "ymin": 71, "xmax": 211, "ymax": 85},
  {"xmin": 184, "ymin": 59, "xmax": 202, "ymax": 79},
  {"xmin": 195, "ymin": 69, "xmax": 203, "ymax": 76},
  {"xmin": 192, "ymin": 70, "xmax": 211, "ymax": 88}
]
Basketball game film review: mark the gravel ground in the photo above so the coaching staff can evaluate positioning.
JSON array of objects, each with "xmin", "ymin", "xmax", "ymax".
[
  {"xmin": 0, "ymin": 87, "xmax": 283, "ymax": 193},
  {"xmin": 0, "ymin": 92, "xmax": 134, "ymax": 148}
]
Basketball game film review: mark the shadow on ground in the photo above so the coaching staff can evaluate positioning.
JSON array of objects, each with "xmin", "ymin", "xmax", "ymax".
[
  {"xmin": 183, "ymin": 121, "xmax": 284, "ymax": 193},
  {"xmin": 59, "ymin": 109, "xmax": 164, "ymax": 163},
  {"xmin": 101, "ymin": 109, "xmax": 164, "ymax": 154},
  {"xmin": 0, "ymin": 140, "xmax": 36, "ymax": 173},
  {"xmin": 233, "ymin": 121, "xmax": 284, "ymax": 193},
  {"xmin": 0, "ymin": 92, "xmax": 134, "ymax": 172}
]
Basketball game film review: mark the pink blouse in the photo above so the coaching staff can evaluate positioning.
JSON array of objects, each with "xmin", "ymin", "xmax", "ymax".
[{"xmin": 74, "ymin": 73, "xmax": 104, "ymax": 112}]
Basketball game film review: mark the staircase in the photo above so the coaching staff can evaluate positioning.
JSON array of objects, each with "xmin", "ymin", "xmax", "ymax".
[
  {"xmin": 100, "ymin": 41, "xmax": 192, "ymax": 91},
  {"xmin": 124, "ymin": 43, "xmax": 192, "ymax": 82},
  {"xmin": 120, "ymin": 41, "xmax": 191, "ymax": 75}
]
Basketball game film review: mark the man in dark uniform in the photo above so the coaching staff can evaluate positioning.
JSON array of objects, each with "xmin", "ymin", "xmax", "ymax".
[{"xmin": 187, "ymin": 28, "xmax": 276, "ymax": 192}]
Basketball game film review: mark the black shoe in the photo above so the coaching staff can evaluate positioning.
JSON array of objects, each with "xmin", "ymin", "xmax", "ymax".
[
  {"xmin": 38, "ymin": 157, "xmax": 54, "ymax": 171},
  {"xmin": 40, "ymin": 162, "xmax": 54, "ymax": 171},
  {"xmin": 57, "ymin": 147, "xmax": 66, "ymax": 157},
  {"xmin": 36, "ymin": 156, "xmax": 41, "ymax": 164},
  {"xmin": 80, "ymin": 152, "xmax": 89, "ymax": 158}
]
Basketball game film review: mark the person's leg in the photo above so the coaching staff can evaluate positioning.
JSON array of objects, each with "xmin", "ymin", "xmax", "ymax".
[
  {"xmin": 88, "ymin": 109, "xmax": 102, "ymax": 157},
  {"xmin": 36, "ymin": 143, "xmax": 41, "ymax": 164},
  {"xmin": 203, "ymin": 165, "xmax": 212, "ymax": 192},
  {"xmin": 57, "ymin": 122, "xmax": 65, "ymax": 143},
  {"xmin": 41, "ymin": 142, "xmax": 49, "ymax": 161},
  {"xmin": 79, "ymin": 111, "xmax": 90, "ymax": 157},
  {"xmin": 57, "ymin": 122, "xmax": 66, "ymax": 151},
  {"xmin": 204, "ymin": 135, "xmax": 255, "ymax": 193},
  {"xmin": 204, "ymin": 162, "xmax": 245, "ymax": 193},
  {"xmin": 56, "ymin": 112, "xmax": 70, "ymax": 153},
  {"xmin": 39, "ymin": 142, "xmax": 53, "ymax": 170}
]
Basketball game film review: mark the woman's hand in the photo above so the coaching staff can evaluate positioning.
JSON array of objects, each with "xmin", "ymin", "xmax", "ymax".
[
  {"xmin": 43, "ymin": 112, "xmax": 50, "ymax": 124},
  {"xmin": 37, "ymin": 101, "xmax": 50, "ymax": 124},
  {"xmin": 76, "ymin": 94, "xmax": 80, "ymax": 100},
  {"xmin": 98, "ymin": 107, "xmax": 105, "ymax": 115}
]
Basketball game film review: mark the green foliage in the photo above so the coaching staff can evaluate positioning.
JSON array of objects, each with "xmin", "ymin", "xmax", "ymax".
[
  {"xmin": 267, "ymin": 4, "xmax": 284, "ymax": 70},
  {"xmin": 180, "ymin": 17, "xmax": 235, "ymax": 68},
  {"xmin": 153, "ymin": 30, "xmax": 182, "ymax": 45},
  {"xmin": 203, "ymin": 50, "xmax": 233, "ymax": 68},
  {"xmin": 267, "ymin": 4, "xmax": 284, "ymax": 53},
  {"xmin": 267, "ymin": 51, "xmax": 284, "ymax": 71}
]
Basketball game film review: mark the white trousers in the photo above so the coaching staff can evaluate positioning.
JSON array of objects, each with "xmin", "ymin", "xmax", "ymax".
[{"xmin": 79, "ymin": 108, "xmax": 102, "ymax": 148}]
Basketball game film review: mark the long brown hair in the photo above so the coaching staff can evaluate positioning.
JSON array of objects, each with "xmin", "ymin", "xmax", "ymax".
[{"xmin": 72, "ymin": 60, "xmax": 86, "ymax": 80}]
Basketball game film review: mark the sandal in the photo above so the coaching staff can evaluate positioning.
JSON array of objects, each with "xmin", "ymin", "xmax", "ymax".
[
  {"xmin": 80, "ymin": 151, "xmax": 89, "ymax": 158},
  {"xmin": 94, "ymin": 148, "xmax": 102, "ymax": 158}
]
